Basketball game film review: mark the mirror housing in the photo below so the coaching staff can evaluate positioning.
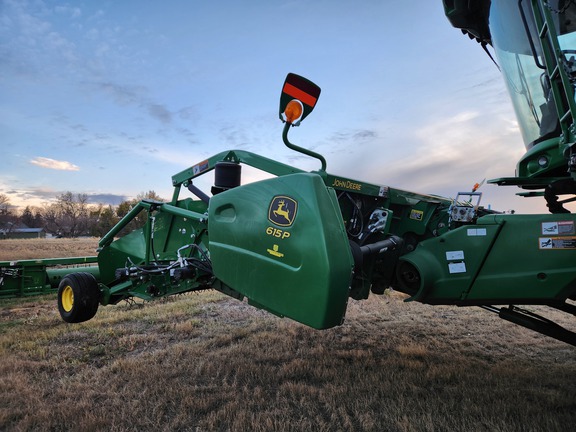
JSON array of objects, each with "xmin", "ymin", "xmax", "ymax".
[{"xmin": 279, "ymin": 73, "xmax": 321, "ymax": 126}]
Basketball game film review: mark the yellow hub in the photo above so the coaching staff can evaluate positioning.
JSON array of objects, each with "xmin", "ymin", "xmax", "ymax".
[{"xmin": 61, "ymin": 285, "xmax": 74, "ymax": 312}]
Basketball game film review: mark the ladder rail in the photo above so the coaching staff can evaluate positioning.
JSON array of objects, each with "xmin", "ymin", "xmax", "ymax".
[{"xmin": 530, "ymin": 0, "xmax": 576, "ymax": 149}]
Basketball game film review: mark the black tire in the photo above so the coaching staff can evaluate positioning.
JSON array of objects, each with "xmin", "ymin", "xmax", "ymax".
[{"xmin": 57, "ymin": 272, "xmax": 100, "ymax": 323}]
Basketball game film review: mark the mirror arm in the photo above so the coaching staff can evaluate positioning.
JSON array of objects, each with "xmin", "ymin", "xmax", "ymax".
[{"xmin": 282, "ymin": 122, "xmax": 327, "ymax": 172}]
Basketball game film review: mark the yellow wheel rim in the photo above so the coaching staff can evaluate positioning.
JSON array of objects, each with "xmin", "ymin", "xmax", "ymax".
[{"xmin": 61, "ymin": 285, "xmax": 74, "ymax": 312}]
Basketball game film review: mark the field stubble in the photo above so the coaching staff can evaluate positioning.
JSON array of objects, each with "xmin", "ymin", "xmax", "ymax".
[
  {"xmin": 0, "ymin": 238, "xmax": 99, "ymax": 261},
  {"xmin": 0, "ymin": 239, "xmax": 575, "ymax": 431}
]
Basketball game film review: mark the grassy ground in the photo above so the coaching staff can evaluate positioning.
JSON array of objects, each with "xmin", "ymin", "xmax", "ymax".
[
  {"xmin": 0, "ymin": 238, "xmax": 99, "ymax": 261},
  {"xmin": 1, "ymin": 239, "xmax": 575, "ymax": 431}
]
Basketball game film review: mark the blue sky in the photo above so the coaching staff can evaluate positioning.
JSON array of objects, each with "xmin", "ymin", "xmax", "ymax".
[{"xmin": 0, "ymin": 0, "xmax": 556, "ymax": 213}]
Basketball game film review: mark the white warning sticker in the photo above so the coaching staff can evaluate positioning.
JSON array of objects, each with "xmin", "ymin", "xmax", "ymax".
[
  {"xmin": 448, "ymin": 262, "xmax": 466, "ymax": 274},
  {"xmin": 541, "ymin": 221, "xmax": 575, "ymax": 236},
  {"xmin": 446, "ymin": 250, "xmax": 464, "ymax": 260},
  {"xmin": 467, "ymin": 228, "xmax": 487, "ymax": 236}
]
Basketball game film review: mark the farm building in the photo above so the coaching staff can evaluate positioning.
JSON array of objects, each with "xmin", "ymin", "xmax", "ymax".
[{"xmin": 0, "ymin": 227, "xmax": 46, "ymax": 239}]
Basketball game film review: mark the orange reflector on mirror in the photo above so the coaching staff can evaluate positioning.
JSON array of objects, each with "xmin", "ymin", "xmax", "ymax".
[{"xmin": 284, "ymin": 100, "xmax": 303, "ymax": 124}]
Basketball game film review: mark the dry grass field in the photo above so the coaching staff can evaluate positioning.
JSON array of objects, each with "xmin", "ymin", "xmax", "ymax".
[
  {"xmin": 1, "ymin": 239, "xmax": 575, "ymax": 431},
  {"xmin": 0, "ymin": 238, "xmax": 99, "ymax": 261}
]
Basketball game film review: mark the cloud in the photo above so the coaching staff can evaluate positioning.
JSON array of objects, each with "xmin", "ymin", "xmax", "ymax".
[
  {"xmin": 325, "ymin": 108, "xmax": 522, "ymax": 194},
  {"xmin": 0, "ymin": 185, "xmax": 60, "ymax": 209},
  {"xmin": 89, "ymin": 81, "xmax": 173, "ymax": 124},
  {"xmin": 374, "ymin": 111, "xmax": 522, "ymax": 191},
  {"xmin": 147, "ymin": 103, "xmax": 172, "ymax": 124},
  {"xmin": 55, "ymin": 5, "xmax": 82, "ymax": 19},
  {"xmin": 94, "ymin": 81, "xmax": 144, "ymax": 105},
  {"xmin": 0, "ymin": 0, "xmax": 79, "ymax": 79},
  {"xmin": 0, "ymin": 179, "xmax": 128, "ymax": 208},
  {"xmin": 218, "ymin": 124, "xmax": 250, "ymax": 149},
  {"xmin": 30, "ymin": 157, "xmax": 80, "ymax": 171},
  {"xmin": 330, "ymin": 129, "xmax": 378, "ymax": 143},
  {"xmin": 86, "ymin": 193, "xmax": 127, "ymax": 205},
  {"xmin": 16, "ymin": 188, "xmax": 59, "ymax": 202},
  {"xmin": 177, "ymin": 106, "xmax": 198, "ymax": 120}
]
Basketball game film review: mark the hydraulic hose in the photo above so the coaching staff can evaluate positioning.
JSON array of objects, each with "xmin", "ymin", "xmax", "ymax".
[{"xmin": 359, "ymin": 235, "xmax": 404, "ymax": 256}]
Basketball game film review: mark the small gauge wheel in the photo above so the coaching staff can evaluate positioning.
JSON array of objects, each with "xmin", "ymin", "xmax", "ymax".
[{"xmin": 57, "ymin": 272, "xmax": 100, "ymax": 323}]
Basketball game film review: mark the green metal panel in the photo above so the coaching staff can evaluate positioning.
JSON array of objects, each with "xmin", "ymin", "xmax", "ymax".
[
  {"xmin": 139, "ymin": 199, "xmax": 209, "ymax": 264},
  {"xmin": 208, "ymin": 173, "xmax": 354, "ymax": 329},
  {"xmin": 398, "ymin": 214, "xmax": 576, "ymax": 304},
  {"xmin": 97, "ymin": 228, "xmax": 147, "ymax": 285},
  {"xmin": 467, "ymin": 214, "xmax": 576, "ymax": 301},
  {"xmin": 397, "ymin": 223, "xmax": 502, "ymax": 302}
]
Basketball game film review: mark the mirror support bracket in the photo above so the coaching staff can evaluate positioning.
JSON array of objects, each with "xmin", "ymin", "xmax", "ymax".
[{"xmin": 282, "ymin": 122, "xmax": 327, "ymax": 172}]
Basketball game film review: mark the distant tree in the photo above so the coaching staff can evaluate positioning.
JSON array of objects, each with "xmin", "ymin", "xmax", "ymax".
[
  {"xmin": 116, "ymin": 200, "xmax": 132, "ymax": 219},
  {"xmin": 116, "ymin": 190, "xmax": 165, "ymax": 237},
  {"xmin": 136, "ymin": 190, "xmax": 164, "ymax": 202},
  {"xmin": 19, "ymin": 206, "xmax": 43, "ymax": 228},
  {"xmin": 99, "ymin": 205, "xmax": 119, "ymax": 235},
  {"xmin": 42, "ymin": 192, "xmax": 90, "ymax": 237},
  {"xmin": 33, "ymin": 210, "xmax": 44, "ymax": 229},
  {"xmin": 0, "ymin": 193, "xmax": 11, "ymax": 216},
  {"xmin": 20, "ymin": 206, "xmax": 34, "ymax": 227},
  {"xmin": 0, "ymin": 194, "xmax": 17, "ymax": 236},
  {"xmin": 90, "ymin": 204, "xmax": 119, "ymax": 237}
]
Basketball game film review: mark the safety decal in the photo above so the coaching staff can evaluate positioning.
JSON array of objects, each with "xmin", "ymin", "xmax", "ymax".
[
  {"xmin": 541, "ymin": 221, "xmax": 575, "ymax": 236},
  {"xmin": 446, "ymin": 250, "xmax": 466, "ymax": 274},
  {"xmin": 467, "ymin": 228, "xmax": 487, "ymax": 236},
  {"xmin": 446, "ymin": 251, "xmax": 464, "ymax": 260},
  {"xmin": 410, "ymin": 209, "xmax": 423, "ymax": 221},
  {"xmin": 268, "ymin": 196, "xmax": 297, "ymax": 227},
  {"xmin": 192, "ymin": 160, "xmax": 209, "ymax": 176},
  {"xmin": 539, "ymin": 236, "xmax": 576, "ymax": 250},
  {"xmin": 448, "ymin": 262, "xmax": 466, "ymax": 274}
]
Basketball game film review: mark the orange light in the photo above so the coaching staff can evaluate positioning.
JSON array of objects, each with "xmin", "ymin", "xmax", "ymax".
[{"xmin": 284, "ymin": 99, "xmax": 303, "ymax": 124}]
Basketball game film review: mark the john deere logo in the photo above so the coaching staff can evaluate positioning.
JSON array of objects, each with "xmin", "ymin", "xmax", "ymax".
[{"xmin": 268, "ymin": 196, "xmax": 297, "ymax": 227}]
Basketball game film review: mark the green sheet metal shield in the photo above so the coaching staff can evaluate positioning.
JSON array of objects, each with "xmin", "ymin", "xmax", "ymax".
[{"xmin": 209, "ymin": 173, "xmax": 353, "ymax": 329}]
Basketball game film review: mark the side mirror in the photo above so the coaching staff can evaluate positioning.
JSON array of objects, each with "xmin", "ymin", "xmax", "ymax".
[
  {"xmin": 279, "ymin": 73, "xmax": 321, "ymax": 126},
  {"xmin": 278, "ymin": 73, "xmax": 327, "ymax": 171}
]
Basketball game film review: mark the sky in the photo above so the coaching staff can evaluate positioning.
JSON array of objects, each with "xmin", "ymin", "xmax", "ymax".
[{"xmin": 0, "ymin": 0, "xmax": 566, "ymax": 214}]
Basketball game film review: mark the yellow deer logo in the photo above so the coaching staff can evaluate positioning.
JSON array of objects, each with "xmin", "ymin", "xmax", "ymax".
[
  {"xmin": 268, "ymin": 196, "xmax": 297, "ymax": 227},
  {"xmin": 273, "ymin": 200, "xmax": 290, "ymax": 222}
]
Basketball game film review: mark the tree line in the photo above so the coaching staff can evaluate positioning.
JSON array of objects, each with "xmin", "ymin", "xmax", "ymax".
[{"xmin": 0, "ymin": 191, "xmax": 163, "ymax": 238}]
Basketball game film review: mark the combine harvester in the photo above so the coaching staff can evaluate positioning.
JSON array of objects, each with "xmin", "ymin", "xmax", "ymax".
[{"xmin": 1, "ymin": 0, "xmax": 575, "ymax": 345}]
